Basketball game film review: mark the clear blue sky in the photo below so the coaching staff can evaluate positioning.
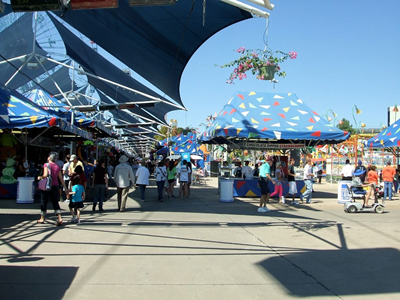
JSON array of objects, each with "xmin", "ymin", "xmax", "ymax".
[{"xmin": 169, "ymin": 0, "xmax": 400, "ymax": 133}]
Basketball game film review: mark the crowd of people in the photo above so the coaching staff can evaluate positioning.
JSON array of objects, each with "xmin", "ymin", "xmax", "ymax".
[{"xmin": 33, "ymin": 151, "xmax": 205, "ymax": 225}]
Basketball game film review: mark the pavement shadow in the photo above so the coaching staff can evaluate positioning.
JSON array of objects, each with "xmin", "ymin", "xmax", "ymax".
[
  {"xmin": 258, "ymin": 247, "xmax": 400, "ymax": 297},
  {"xmin": 0, "ymin": 265, "xmax": 78, "ymax": 299}
]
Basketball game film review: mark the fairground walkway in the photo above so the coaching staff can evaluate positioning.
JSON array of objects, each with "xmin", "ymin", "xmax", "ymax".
[{"xmin": 1, "ymin": 178, "xmax": 400, "ymax": 299}]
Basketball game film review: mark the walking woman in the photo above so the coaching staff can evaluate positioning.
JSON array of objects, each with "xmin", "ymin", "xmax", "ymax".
[
  {"xmin": 269, "ymin": 162, "xmax": 284, "ymax": 203},
  {"xmin": 37, "ymin": 152, "xmax": 68, "ymax": 226},
  {"xmin": 167, "ymin": 160, "xmax": 177, "ymax": 198}
]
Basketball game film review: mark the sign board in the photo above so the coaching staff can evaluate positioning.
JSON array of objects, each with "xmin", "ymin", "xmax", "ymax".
[{"xmin": 241, "ymin": 142, "xmax": 305, "ymax": 150}]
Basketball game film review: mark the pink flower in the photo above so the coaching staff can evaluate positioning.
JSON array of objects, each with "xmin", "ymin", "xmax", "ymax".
[
  {"xmin": 289, "ymin": 51, "xmax": 297, "ymax": 59},
  {"xmin": 237, "ymin": 47, "xmax": 245, "ymax": 54}
]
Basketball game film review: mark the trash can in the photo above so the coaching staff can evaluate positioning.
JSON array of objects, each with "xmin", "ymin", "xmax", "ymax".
[
  {"xmin": 219, "ymin": 178, "xmax": 234, "ymax": 203},
  {"xmin": 17, "ymin": 177, "xmax": 35, "ymax": 204},
  {"xmin": 337, "ymin": 180, "xmax": 351, "ymax": 203}
]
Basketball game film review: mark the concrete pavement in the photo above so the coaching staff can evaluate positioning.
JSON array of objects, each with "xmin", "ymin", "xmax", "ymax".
[{"xmin": 1, "ymin": 178, "xmax": 400, "ymax": 299}]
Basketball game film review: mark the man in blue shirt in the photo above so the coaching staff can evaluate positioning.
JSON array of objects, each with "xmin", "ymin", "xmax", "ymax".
[{"xmin": 258, "ymin": 157, "xmax": 275, "ymax": 212}]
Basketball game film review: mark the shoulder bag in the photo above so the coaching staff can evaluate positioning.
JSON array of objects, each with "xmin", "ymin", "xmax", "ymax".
[{"xmin": 38, "ymin": 163, "xmax": 52, "ymax": 191}]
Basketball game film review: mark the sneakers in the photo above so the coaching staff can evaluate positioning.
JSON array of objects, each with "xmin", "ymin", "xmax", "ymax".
[
  {"xmin": 281, "ymin": 196, "xmax": 286, "ymax": 204},
  {"xmin": 70, "ymin": 217, "xmax": 77, "ymax": 223},
  {"xmin": 258, "ymin": 207, "xmax": 270, "ymax": 213},
  {"xmin": 291, "ymin": 201, "xmax": 299, "ymax": 205}
]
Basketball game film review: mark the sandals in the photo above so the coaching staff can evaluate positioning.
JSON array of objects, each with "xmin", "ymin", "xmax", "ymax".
[
  {"xmin": 37, "ymin": 220, "xmax": 45, "ymax": 224},
  {"xmin": 56, "ymin": 220, "xmax": 64, "ymax": 226}
]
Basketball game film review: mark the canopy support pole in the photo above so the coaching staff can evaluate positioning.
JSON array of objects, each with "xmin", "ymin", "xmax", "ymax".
[{"xmin": 30, "ymin": 127, "xmax": 51, "ymax": 144}]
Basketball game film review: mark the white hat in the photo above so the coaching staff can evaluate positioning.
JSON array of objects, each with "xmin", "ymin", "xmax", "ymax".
[
  {"xmin": 70, "ymin": 154, "xmax": 77, "ymax": 162},
  {"xmin": 119, "ymin": 155, "xmax": 129, "ymax": 163}
]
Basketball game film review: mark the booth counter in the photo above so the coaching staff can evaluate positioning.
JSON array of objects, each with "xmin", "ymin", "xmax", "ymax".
[{"xmin": 232, "ymin": 178, "xmax": 306, "ymax": 198}]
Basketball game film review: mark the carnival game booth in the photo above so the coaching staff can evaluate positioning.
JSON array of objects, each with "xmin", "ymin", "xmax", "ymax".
[
  {"xmin": 0, "ymin": 84, "xmax": 92, "ymax": 200},
  {"xmin": 366, "ymin": 119, "xmax": 400, "ymax": 190},
  {"xmin": 200, "ymin": 91, "xmax": 351, "ymax": 201}
]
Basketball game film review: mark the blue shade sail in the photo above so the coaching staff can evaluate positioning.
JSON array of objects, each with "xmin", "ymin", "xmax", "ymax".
[
  {"xmin": 54, "ymin": 0, "xmax": 251, "ymax": 105},
  {"xmin": 48, "ymin": 13, "xmax": 179, "ymax": 124},
  {"xmin": 0, "ymin": 13, "xmax": 59, "ymax": 89}
]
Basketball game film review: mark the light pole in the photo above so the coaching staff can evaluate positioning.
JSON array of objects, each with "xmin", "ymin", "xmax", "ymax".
[
  {"xmin": 352, "ymin": 105, "xmax": 362, "ymax": 165},
  {"xmin": 270, "ymin": 79, "xmax": 278, "ymax": 93}
]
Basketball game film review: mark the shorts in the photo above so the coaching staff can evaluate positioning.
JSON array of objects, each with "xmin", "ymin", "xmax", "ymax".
[
  {"xmin": 168, "ymin": 179, "xmax": 175, "ymax": 184},
  {"xmin": 258, "ymin": 177, "xmax": 270, "ymax": 195},
  {"xmin": 180, "ymin": 181, "xmax": 187, "ymax": 184},
  {"xmin": 288, "ymin": 181, "xmax": 297, "ymax": 194},
  {"xmin": 69, "ymin": 201, "xmax": 84, "ymax": 210}
]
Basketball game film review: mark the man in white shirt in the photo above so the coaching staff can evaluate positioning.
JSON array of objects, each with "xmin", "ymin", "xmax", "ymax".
[
  {"xmin": 301, "ymin": 158, "xmax": 314, "ymax": 204},
  {"xmin": 341, "ymin": 159, "xmax": 354, "ymax": 181},
  {"xmin": 62, "ymin": 154, "xmax": 71, "ymax": 202},
  {"xmin": 135, "ymin": 161, "xmax": 150, "ymax": 203},
  {"xmin": 114, "ymin": 155, "xmax": 135, "ymax": 212},
  {"xmin": 242, "ymin": 161, "xmax": 253, "ymax": 180}
]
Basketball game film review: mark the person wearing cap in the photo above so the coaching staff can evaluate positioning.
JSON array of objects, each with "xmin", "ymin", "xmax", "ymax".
[
  {"xmin": 68, "ymin": 154, "xmax": 83, "ymax": 177},
  {"xmin": 382, "ymin": 160, "xmax": 396, "ymax": 201},
  {"xmin": 341, "ymin": 159, "xmax": 354, "ymax": 181},
  {"xmin": 351, "ymin": 169, "xmax": 370, "ymax": 207},
  {"xmin": 114, "ymin": 155, "xmax": 135, "ymax": 212},
  {"xmin": 354, "ymin": 160, "xmax": 367, "ymax": 183},
  {"xmin": 242, "ymin": 161, "xmax": 253, "ymax": 180},
  {"xmin": 257, "ymin": 157, "xmax": 275, "ymax": 212},
  {"xmin": 301, "ymin": 158, "xmax": 314, "ymax": 203}
]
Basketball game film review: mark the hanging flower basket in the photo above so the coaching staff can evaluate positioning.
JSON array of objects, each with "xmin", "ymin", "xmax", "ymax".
[
  {"xmin": 217, "ymin": 47, "xmax": 297, "ymax": 84},
  {"xmin": 258, "ymin": 65, "xmax": 276, "ymax": 81}
]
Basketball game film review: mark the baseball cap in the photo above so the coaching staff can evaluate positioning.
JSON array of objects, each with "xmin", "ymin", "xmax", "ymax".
[
  {"xmin": 69, "ymin": 154, "xmax": 77, "ymax": 161},
  {"xmin": 354, "ymin": 169, "xmax": 366, "ymax": 176}
]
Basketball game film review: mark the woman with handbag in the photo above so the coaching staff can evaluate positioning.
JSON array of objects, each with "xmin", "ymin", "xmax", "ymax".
[{"xmin": 37, "ymin": 152, "xmax": 69, "ymax": 226}]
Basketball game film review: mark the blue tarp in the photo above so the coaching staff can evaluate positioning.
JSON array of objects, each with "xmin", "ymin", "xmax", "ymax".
[
  {"xmin": 200, "ymin": 91, "xmax": 351, "ymax": 147},
  {"xmin": 0, "ymin": 84, "xmax": 92, "ymax": 140},
  {"xmin": 366, "ymin": 119, "xmax": 400, "ymax": 148},
  {"xmin": 25, "ymin": 89, "xmax": 95, "ymax": 127}
]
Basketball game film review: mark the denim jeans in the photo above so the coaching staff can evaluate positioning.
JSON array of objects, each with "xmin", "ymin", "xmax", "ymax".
[
  {"xmin": 384, "ymin": 181, "xmax": 393, "ymax": 200},
  {"xmin": 302, "ymin": 179, "xmax": 313, "ymax": 203},
  {"xmin": 137, "ymin": 184, "xmax": 147, "ymax": 201},
  {"xmin": 93, "ymin": 184, "xmax": 106, "ymax": 208},
  {"xmin": 156, "ymin": 180, "xmax": 165, "ymax": 201}
]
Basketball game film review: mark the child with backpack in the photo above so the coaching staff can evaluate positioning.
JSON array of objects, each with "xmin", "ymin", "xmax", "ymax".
[{"xmin": 69, "ymin": 177, "xmax": 85, "ymax": 224}]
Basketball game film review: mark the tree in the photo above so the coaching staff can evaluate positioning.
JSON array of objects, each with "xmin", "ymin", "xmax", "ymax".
[
  {"xmin": 337, "ymin": 118, "xmax": 355, "ymax": 134},
  {"xmin": 154, "ymin": 121, "xmax": 197, "ymax": 142}
]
